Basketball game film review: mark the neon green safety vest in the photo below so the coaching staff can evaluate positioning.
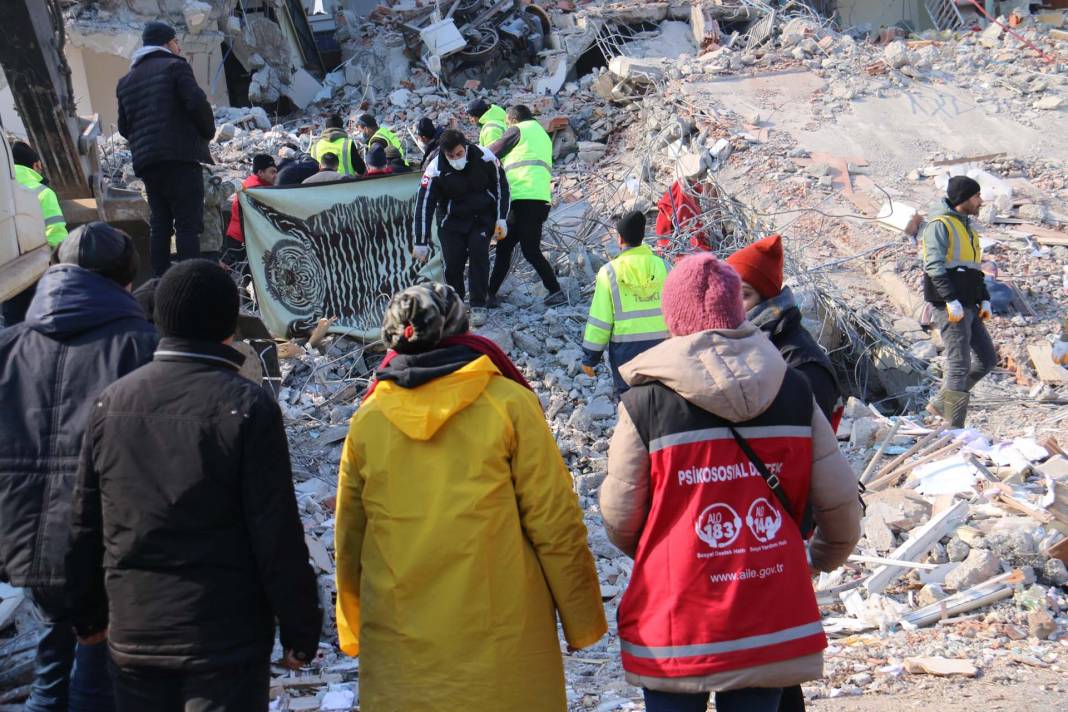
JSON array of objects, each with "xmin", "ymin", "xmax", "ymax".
[
  {"xmin": 502, "ymin": 120, "xmax": 553, "ymax": 203},
  {"xmin": 15, "ymin": 164, "xmax": 67, "ymax": 248},
  {"xmin": 370, "ymin": 127, "xmax": 406, "ymax": 163},
  {"xmin": 583, "ymin": 245, "xmax": 670, "ymax": 353},
  {"xmin": 923, "ymin": 214, "xmax": 982, "ymax": 269},
  {"xmin": 311, "ymin": 135, "xmax": 355, "ymax": 176},
  {"xmin": 478, "ymin": 104, "xmax": 507, "ymax": 146}
]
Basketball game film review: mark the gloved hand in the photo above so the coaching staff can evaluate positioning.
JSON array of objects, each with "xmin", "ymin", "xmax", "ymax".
[
  {"xmin": 412, "ymin": 245, "xmax": 429, "ymax": 262},
  {"xmin": 945, "ymin": 300, "xmax": 965, "ymax": 323},
  {"xmin": 978, "ymin": 300, "xmax": 992, "ymax": 320},
  {"xmin": 1053, "ymin": 339, "xmax": 1068, "ymax": 366},
  {"xmin": 581, "ymin": 364, "xmax": 596, "ymax": 378},
  {"xmin": 494, "ymin": 219, "xmax": 508, "ymax": 242}
]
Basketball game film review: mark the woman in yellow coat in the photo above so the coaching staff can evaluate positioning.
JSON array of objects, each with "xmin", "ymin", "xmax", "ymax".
[{"xmin": 335, "ymin": 283, "xmax": 607, "ymax": 711}]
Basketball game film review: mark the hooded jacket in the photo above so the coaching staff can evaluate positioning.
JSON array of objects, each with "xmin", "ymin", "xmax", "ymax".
[
  {"xmin": 600, "ymin": 326, "xmax": 860, "ymax": 693},
  {"xmin": 335, "ymin": 349, "xmax": 606, "ymax": 711},
  {"xmin": 67, "ymin": 338, "xmax": 323, "ymax": 669},
  {"xmin": 117, "ymin": 49, "xmax": 214, "ymax": 175},
  {"xmin": 0, "ymin": 265, "xmax": 157, "ymax": 588}
]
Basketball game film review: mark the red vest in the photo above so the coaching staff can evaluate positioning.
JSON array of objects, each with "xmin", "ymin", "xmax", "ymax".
[
  {"xmin": 226, "ymin": 174, "xmax": 269, "ymax": 243},
  {"xmin": 617, "ymin": 372, "xmax": 826, "ymax": 679}
]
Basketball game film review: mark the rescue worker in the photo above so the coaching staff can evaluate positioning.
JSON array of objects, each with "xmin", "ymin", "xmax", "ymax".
[
  {"xmin": 581, "ymin": 211, "xmax": 669, "ymax": 394},
  {"xmin": 413, "ymin": 129, "xmax": 509, "ymax": 328},
  {"xmin": 310, "ymin": 113, "xmax": 364, "ymax": 176},
  {"xmin": 224, "ymin": 154, "xmax": 276, "ymax": 271},
  {"xmin": 334, "ymin": 283, "xmax": 607, "ymax": 712},
  {"xmin": 600, "ymin": 253, "xmax": 861, "ymax": 712},
  {"xmin": 921, "ymin": 176, "xmax": 996, "ymax": 428},
  {"xmin": 356, "ymin": 114, "xmax": 407, "ymax": 168},
  {"xmin": 416, "ymin": 117, "xmax": 443, "ymax": 169},
  {"xmin": 466, "ymin": 98, "xmax": 508, "ymax": 146},
  {"xmin": 488, "ymin": 105, "xmax": 565, "ymax": 307},
  {"xmin": 3, "ymin": 141, "xmax": 69, "ymax": 326},
  {"xmin": 727, "ymin": 234, "xmax": 844, "ymax": 428},
  {"xmin": 117, "ymin": 21, "xmax": 215, "ymax": 276}
]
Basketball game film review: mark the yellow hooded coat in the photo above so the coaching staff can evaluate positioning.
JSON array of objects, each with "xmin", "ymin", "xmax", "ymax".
[{"xmin": 335, "ymin": 356, "xmax": 607, "ymax": 711}]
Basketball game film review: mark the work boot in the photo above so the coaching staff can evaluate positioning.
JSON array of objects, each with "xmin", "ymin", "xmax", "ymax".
[
  {"xmin": 544, "ymin": 290, "xmax": 566, "ymax": 307},
  {"xmin": 941, "ymin": 389, "xmax": 970, "ymax": 429},
  {"xmin": 469, "ymin": 307, "xmax": 487, "ymax": 328},
  {"xmin": 926, "ymin": 391, "xmax": 945, "ymax": 420},
  {"xmin": 486, "ymin": 294, "xmax": 501, "ymax": 309}
]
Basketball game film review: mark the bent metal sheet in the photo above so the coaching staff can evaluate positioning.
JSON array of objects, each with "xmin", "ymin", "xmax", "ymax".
[{"xmin": 240, "ymin": 173, "xmax": 443, "ymax": 340}]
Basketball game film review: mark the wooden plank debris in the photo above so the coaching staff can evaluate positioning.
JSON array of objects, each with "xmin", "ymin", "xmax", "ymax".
[
  {"xmin": 931, "ymin": 153, "xmax": 1006, "ymax": 166},
  {"xmin": 864, "ymin": 499, "xmax": 970, "ymax": 594},
  {"xmin": 1028, "ymin": 343, "xmax": 1068, "ymax": 383},
  {"xmin": 904, "ymin": 656, "xmax": 978, "ymax": 677},
  {"xmin": 859, "ymin": 419, "xmax": 902, "ymax": 484}
]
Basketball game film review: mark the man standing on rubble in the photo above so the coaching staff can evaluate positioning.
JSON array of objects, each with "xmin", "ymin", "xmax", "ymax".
[
  {"xmin": 581, "ymin": 211, "xmax": 670, "ymax": 394},
  {"xmin": 727, "ymin": 234, "xmax": 843, "ymax": 427},
  {"xmin": 921, "ymin": 176, "xmax": 996, "ymax": 428},
  {"xmin": 117, "ymin": 21, "xmax": 215, "ymax": 277},
  {"xmin": 488, "ymin": 105, "xmax": 566, "ymax": 307},
  {"xmin": 413, "ymin": 129, "xmax": 509, "ymax": 327},
  {"xmin": 0, "ymin": 222, "xmax": 156, "ymax": 712},
  {"xmin": 356, "ymin": 114, "xmax": 408, "ymax": 168},
  {"xmin": 67, "ymin": 260, "xmax": 322, "ymax": 711},
  {"xmin": 310, "ymin": 113, "xmax": 364, "ymax": 177},
  {"xmin": 466, "ymin": 98, "xmax": 508, "ymax": 146}
]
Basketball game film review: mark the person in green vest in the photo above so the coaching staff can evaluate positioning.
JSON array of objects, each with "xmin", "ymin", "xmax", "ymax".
[
  {"xmin": 3, "ymin": 141, "xmax": 69, "ymax": 325},
  {"xmin": 466, "ymin": 98, "xmax": 507, "ymax": 147},
  {"xmin": 356, "ymin": 114, "xmax": 407, "ymax": 168},
  {"xmin": 310, "ymin": 114, "xmax": 364, "ymax": 176},
  {"xmin": 581, "ymin": 211, "xmax": 670, "ymax": 394},
  {"xmin": 488, "ymin": 105, "xmax": 565, "ymax": 307}
]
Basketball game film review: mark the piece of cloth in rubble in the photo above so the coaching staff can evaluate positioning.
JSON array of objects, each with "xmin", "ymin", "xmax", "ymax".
[
  {"xmin": 655, "ymin": 179, "xmax": 711, "ymax": 251},
  {"xmin": 747, "ymin": 287, "xmax": 842, "ymax": 424},
  {"xmin": 334, "ymin": 353, "xmax": 607, "ymax": 712}
]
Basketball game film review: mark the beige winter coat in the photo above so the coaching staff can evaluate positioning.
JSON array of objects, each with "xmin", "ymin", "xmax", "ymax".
[{"xmin": 600, "ymin": 324, "xmax": 862, "ymax": 693}]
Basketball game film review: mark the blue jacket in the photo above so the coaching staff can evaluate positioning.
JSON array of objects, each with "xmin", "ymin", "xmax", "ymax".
[{"xmin": 0, "ymin": 265, "xmax": 157, "ymax": 588}]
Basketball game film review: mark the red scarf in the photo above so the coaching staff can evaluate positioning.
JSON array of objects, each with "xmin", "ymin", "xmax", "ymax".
[{"xmin": 365, "ymin": 333, "xmax": 533, "ymax": 397}]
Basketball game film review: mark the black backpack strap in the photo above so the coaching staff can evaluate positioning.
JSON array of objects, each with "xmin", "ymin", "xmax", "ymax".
[{"xmin": 729, "ymin": 426, "xmax": 815, "ymax": 537}]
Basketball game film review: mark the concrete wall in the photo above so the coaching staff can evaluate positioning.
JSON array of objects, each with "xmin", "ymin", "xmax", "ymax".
[{"xmin": 835, "ymin": 0, "xmax": 934, "ymax": 32}]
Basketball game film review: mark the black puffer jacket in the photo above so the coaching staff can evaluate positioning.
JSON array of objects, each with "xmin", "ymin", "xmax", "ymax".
[
  {"xmin": 117, "ymin": 49, "xmax": 215, "ymax": 175},
  {"xmin": 0, "ymin": 265, "xmax": 157, "ymax": 588},
  {"xmin": 68, "ymin": 338, "xmax": 322, "ymax": 670}
]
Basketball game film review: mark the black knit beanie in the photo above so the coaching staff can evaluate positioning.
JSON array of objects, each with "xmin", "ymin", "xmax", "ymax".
[
  {"xmin": 57, "ymin": 222, "xmax": 139, "ymax": 286},
  {"xmin": 466, "ymin": 98, "xmax": 489, "ymax": 118},
  {"xmin": 416, "ymin": 117, "xmax": 436, "ymax": 139},
  {"xmin": 366, "ymin": 145, "xmax": 387, "ymax": 169},
  {"xmin": 252, "ymin": 154, "xmax": 276, "ymax": 173},
  {"xmin": 947, "ymin": 176, "xmax": 981, "ymax": 207},
  {"xmin": 154, "ymin": 260, "xmax": 239, "ymax": 341},
  {"xmin": 616, "ymin": 210, "xmax": 647, "ymax": 247},
  {"xmin": 142, "ymin": 21, "xmax": 176, "ymax": 47}
]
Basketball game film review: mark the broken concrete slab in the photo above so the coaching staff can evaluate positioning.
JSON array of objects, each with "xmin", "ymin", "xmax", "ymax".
[
  {"xmin": 284, "ymin": 69, "xmax": 324, "ymax": 110},
  {"xmin": 904, "ymin": 656, "xmax": 978, "ymax": 677},
  {"xmin": 944, "ymin": 549, "xmax": 1002, "ymax": 591}
]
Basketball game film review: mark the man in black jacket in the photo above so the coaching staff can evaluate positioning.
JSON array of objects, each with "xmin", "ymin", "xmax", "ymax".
[
  {"xmin": 68, "ymin": 260, "xmax": 322, "ymax": 711},
  {"xmin": 0, "ymin": 222, "xmax": 156, "ymax": 712},
  {"xmin": 412, "ymin": 129, "xmax": 509, "ymax": 328},
  {"xmin": 117, "ymin": 22, "xmax": 215, "ymax": 277}
]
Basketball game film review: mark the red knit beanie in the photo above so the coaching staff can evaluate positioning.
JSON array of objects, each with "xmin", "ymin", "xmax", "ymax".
[
  {"xmin": 661, "ymin": 253, "xmax": 746, "ymax": 336},
  {"xmin": 725, "ymin": 234, "xmax": 784, "ymax": 300}
]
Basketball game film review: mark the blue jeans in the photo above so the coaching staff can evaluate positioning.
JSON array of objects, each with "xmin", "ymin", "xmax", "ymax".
[
  {"xmin": 26, "ymin": 588, "xmax": 114, "ymax": 712},
  {"xmin": 643, "ymin": 687, "xmax": 783, "ymax": 712}
]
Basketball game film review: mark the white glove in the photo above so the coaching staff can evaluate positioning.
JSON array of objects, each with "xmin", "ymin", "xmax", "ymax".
[
  {"xmin": 978, "ymin": 300, "xmax": 992, "ymax": 320},
  {"xmin": 412, "ymin": 245, "xmax": 429, "ymax": 262},
  {"xmin": 945, "ymin": 300, "xmax": 965, "ymax": 323},
  {"xmin": 494, "ymin": 219, "xmax": 508, "ymax": 241},
  {"xmin": 1053, "ymin": 339, "xmax": 1068, "ymax": 366}
]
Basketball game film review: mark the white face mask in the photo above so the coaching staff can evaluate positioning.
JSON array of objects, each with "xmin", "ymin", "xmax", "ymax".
[{"xmin": 447, "ymin": 152, "xmax": 467, "ymax": 171}]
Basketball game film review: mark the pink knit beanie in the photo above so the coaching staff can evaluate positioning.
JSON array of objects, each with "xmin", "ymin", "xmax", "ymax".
[{"xmin": 661, "ymin": 253, "xmax": 746, "ymax": 336}]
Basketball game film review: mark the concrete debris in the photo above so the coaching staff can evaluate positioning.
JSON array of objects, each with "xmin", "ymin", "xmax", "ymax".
[
  {"xmin": 944, "ymin": 549, "xmax": 1002, "ymax": 592},
  {"xmin": 903, "ymin": 656, "xmax": 978, "ymax": 677}
]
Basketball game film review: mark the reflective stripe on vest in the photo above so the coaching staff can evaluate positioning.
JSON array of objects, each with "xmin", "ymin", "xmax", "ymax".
[
  {"xmin": 622, "ymin": 621, "xmax": 825, "ymax": 660},
  {"xmin": 582, "ymin": 252, "xmax": 669, "ymax": 351},
  {"xmin": 925, "ymin": 214, "xmax": 982, "ymax": 270},
  {"xmin": 502, "ymin": 120, "xmax": 552, "ymax": 202},
  {"xmin": 312, "ymin": 136, "xmax": 354, "ymax": 175},
  {"xmin": 371, "ymin": 127, "xmax": 406, "ymax": 162},
  {"xmin": 649, "ymin": 425, "xmax": 814, "ymax": 454}
]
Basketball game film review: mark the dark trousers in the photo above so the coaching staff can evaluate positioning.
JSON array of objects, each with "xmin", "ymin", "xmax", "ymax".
[
  {"xmin": 1, "ymin": 281, "xmax": 37, "ymax": 327},
  {"xmin": 141, "ymin": 161, "xmax": 205, "ymax": 277},
  {"xmin": 643, "ymin": 687, "xmax": 783, "ymax": 712},
  {"xmin": 934, "ymin": 305, "xmax": 997, "ymax": 392},
  {"xmin": 440, "ymin": 222, "xmax": 491, "ymax": 307},
  {"xmin": 26, "ymin": 588, "xmax": 114, "ymax": 712},
  {"xmin": 109, "ymin": 659, "xmax": 269, "ymax": 712},
  {"xmin": 489, "ymin": 199, "xmax": 560, "ymax": 296}
]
